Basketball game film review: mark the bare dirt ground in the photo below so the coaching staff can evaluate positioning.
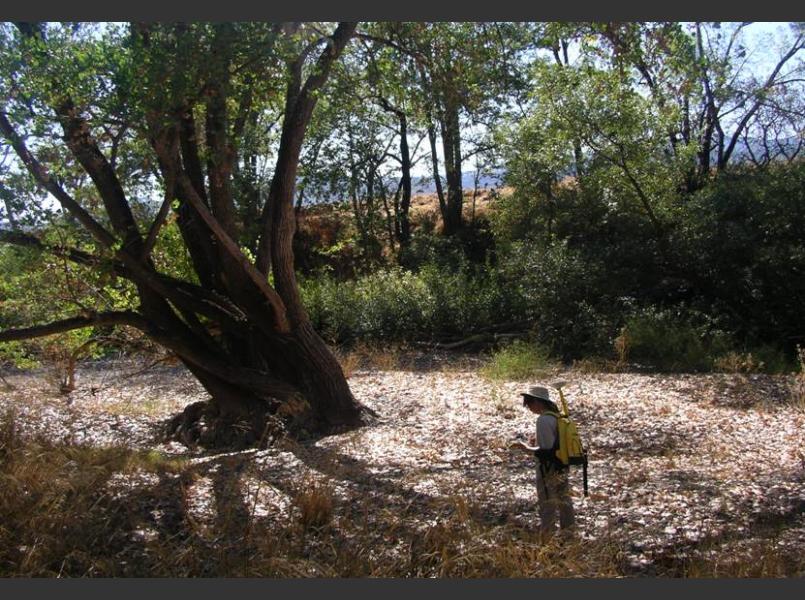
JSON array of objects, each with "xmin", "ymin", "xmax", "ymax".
[{"xmin": 2, "ymin": 358, "xmax": 804, "ymax": 576}]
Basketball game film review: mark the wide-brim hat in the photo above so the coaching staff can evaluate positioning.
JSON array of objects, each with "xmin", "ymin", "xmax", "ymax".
[{"xmin": 521, "ymin": 386, "xmax": 559, "ymax": 411}]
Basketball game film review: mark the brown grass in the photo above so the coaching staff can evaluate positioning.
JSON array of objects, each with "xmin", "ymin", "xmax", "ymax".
[
  {"xmin": 713, "ymin": 352, "xmax": 767, "ymax": 374},
  {"xmin": 570, "ymin": 357, "xmax": 624, "ymax": 374},
  {"xmin": 653, "ymin": 537, "xmax": 805, "ymax": 577},
  {"xmin": 293, "ymin": 478, "xmax": 335, "ymax": 530},
  {"xmin": 789, "ymin": 346, "xmax": 805, "ymax": 412},
  {"xmin": 336, "ymin": 341, "xmax": 404, "ymax": 376}
]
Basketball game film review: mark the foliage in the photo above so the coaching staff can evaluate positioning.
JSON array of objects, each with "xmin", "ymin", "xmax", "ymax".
[
  {"xmin": 302, "ymin": 260, "xmax": 517, "ymax": 344},
  {"xmin": 499, "ymin": 240, "xmax": 622, "ymax": 359},
  {"xmin": 617, "ymin": 308, "xmax": 733, "ymax": 372},
  {"xmin": 0, "ymin": 228, "xmax": 140, "ymax": 374},
  {"xmin": 480, "ymin": 340, "xmax": 558, "ymax": 381},
  {"xmin": 675, "ymin": 163, "xmax": 805, "ymax": 349},
  {"xmin": 1, "ymin": 21, "xmax": 803, "ymax": 379}
]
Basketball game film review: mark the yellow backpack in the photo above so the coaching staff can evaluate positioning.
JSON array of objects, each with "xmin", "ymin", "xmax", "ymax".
[{"xmin": 544, "ymin": 388, "xmax": 589, "ymax": 495}]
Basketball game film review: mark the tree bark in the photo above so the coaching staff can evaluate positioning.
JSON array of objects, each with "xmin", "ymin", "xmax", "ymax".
[
  {"xmin": 440, "ymin": 99, "xmax": 464, "ymax": 236},
  {"xmin": 427, "ymin": 122, "xmax": 447, "ymax": 221}
]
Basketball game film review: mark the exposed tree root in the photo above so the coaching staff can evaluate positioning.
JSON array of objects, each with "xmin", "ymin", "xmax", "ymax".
[{"xmin": 165, "ymin": 398, "xmax": 377, "ymax": 451}]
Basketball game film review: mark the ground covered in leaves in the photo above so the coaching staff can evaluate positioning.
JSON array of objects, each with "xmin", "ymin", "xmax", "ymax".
[{"xmin": 1, "ymin": 357, "xmax": 804, "ymax": 577}]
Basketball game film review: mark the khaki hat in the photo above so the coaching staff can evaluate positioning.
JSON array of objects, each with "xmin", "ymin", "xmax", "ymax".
[
  {"xmin": 521, "ymin": 386, "xmax": 559, "ymax": 412},
  {"xmin": 521, "ymin": 386, "xmax": 551, "ymax": 402}
]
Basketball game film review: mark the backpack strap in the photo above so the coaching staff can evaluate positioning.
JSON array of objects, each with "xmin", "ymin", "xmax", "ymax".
[
  {"xmin": 536, "ymin": 412, "xmax": 565, "ymax": 470},
  {"xmin": 539, "ymin": 411, "xmax": 561, "ymax": 451}
]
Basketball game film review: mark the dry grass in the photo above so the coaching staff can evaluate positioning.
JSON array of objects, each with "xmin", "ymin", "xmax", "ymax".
[
  {"xmin": 570, "ymin": 357, "xmax": 624, "ymax": 374},
  {"xmin": 0, "ymin": 409, "xmax": 188, "ymax": 576},
  {"xmin": 336, "ymin": 348, "xmax": 362, "ymax": 379},
  {"xmin": 713, "ymin": 352, "xmax": 767, "ymax": 374},
  {"xmin": 103, "ymin": 397, "xmax": 167, "ymax": 418},
  {"xmin": 489, "ymin": 385, "xmax": 519, "ymax": 419},
  {"xmin": 788, "ymin": 346, "xmax": 805, "ymax": 412},
  {"xmin": 652, "ymin": 536, "xmax": 805, "ymax": 577},
  {"xmin": 0, "ymin": 408, "xmax": 625, "ymax": 577},
  {"xmin": 336, "ymin": 342, "xmax": 405, "ymax": 376},
  {"xmin": 3, "ymin": 363, "xmax": 805, "ymax": 578},
  {"xmin": 293, "ymin": 478, "xmax": 335, "ymax": 530}
]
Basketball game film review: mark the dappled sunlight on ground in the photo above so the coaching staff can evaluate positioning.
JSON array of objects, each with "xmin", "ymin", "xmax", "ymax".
[{"xmin": 1, "ymin": 360, "xmax": 804, "ymax": 575}]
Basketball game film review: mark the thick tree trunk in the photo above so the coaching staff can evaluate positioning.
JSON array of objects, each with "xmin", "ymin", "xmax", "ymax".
[
  {"xmin": 169, "ymin": 318, "xmax": 364, "ymax": 445},
  {"xmin": 249, "ymin": 22, "xmax": 365, "ymax": 436}
]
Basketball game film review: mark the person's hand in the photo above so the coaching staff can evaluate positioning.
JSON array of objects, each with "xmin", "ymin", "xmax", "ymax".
[{"xmin": 509, "ymin": 440, "xmax": 536, "ymax": 453}]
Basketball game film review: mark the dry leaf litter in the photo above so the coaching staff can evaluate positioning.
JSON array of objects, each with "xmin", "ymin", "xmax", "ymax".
[{"xmin": 1, "ymin": 359, "xmax": 804, "ymax": 574}]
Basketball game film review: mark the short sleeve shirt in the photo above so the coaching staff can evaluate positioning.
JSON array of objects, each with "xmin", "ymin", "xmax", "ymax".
[{"xmin": 536, "ymin": 414, "xmax": 558, "ymax": 451}]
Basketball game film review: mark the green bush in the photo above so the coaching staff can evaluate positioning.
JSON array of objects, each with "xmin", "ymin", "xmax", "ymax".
[
  {"xmin": 499, "ymin": 240, "xmax": 622, "ymax": 359},
  {"xmin": 301, "ymin": 261, "xmax": 522, "ymax": 344},
  {"xmin": 302, "ymin": 268, "xmax": 435, "ymax": 342},
  {"xmin": 619, "ymin": 308, "xmax": 733, "ymax": 372},
  {"xmin": 480, "ymin": 340, "xmax": 558, "ymax": 381},
  {"xmin": 677, "ymin": 162, "xmax": 805, "ymax": 353}
]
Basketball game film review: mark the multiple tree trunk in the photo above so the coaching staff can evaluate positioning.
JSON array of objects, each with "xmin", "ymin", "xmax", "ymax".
[{"xmin": 0, "ymin": 22, "xmax": 371, "ymax": 444}]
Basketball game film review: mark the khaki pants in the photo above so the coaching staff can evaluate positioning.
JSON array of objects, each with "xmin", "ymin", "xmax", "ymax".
[{"xmin": 536, "ymin": 466, "xmax": 575, "ymax": 535}]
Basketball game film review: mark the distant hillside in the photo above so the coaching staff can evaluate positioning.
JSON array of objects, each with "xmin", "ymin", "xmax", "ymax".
[{"xmin": 411, "ymin": 170, "xmax": 506, "ymax": 195}]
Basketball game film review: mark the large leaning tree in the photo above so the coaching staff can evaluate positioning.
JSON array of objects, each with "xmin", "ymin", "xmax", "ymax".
[{"xmin": 0, "ymin": 22, "xmax": 373, "ymax": 443}]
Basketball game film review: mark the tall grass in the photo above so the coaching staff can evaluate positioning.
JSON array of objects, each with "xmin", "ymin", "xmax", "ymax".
[{"xmin": 481, "ymin": 340, "xmax": 559, "ymax": 381}]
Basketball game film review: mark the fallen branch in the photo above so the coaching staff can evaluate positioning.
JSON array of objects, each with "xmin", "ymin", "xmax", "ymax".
[{"xmin": 415, "ymin": 331, "xmax": 529, "ymax": 351}]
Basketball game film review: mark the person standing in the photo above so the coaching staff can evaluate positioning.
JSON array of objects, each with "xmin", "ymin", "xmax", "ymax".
[{"xmin": 510, "ymin": 385, "xmax": 575, "ymax": 537}]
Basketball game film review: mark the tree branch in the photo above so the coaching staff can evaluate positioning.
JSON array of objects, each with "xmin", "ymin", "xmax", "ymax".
[
  {"xmin": 55, "ymin": 96, "xmax": 144, "ymax": 251},
  {"xmin": 141, "ymin": 183, "xmax": 175, "ymax": 260},
  {"xmin": 176, "ymin": 172, "xmax": 290, "ymax": 332},
  {"xmin": 256, "ymin": 22, "xmax": 356, "ymax": 325},
  {"xmin": 0, "ymin": 113, "xmax": 118, "ymax": 248},
  {"xmin": 721, "ymin": 33, "xmax": 804, "ymax": 169},
  {"xmin": 0, "ymin": 311, "xmax": 149, "ymax": 343},
  {"xmin": 0, "ymin": 229, "xmax": 107, "ymax": 268},
  {"xmin": 0, "ymin": 227, "xmax": 248, "ymax": 330}
]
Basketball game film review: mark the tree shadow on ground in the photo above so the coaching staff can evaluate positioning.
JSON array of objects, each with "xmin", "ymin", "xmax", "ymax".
[
  {"xmin": 8, "ymin": 437, "xmax": 476, "ymax": 576},
  {"xmin": 643, "ymin": 464, "xmax": 805, "ymax": 576}
]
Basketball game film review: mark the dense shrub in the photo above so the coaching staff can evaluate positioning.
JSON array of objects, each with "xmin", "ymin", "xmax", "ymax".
[
  {"xmin": 617, "ymin": 308, "xmax": 733, "ymax": 372},
  {"xmin": 676, "ymin": 163, "xmax": 805, "ymax": 351},
  {"xmin": 301, "ymin": 262, "xmax": 518, "ymax": 344},
  {"xmin": 490, "ymin": 160, "xmax": 805, "ymax": 365},
  {"xmin": 499, "ymin": 240, "xmax": 623, "ymax": 359}
]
